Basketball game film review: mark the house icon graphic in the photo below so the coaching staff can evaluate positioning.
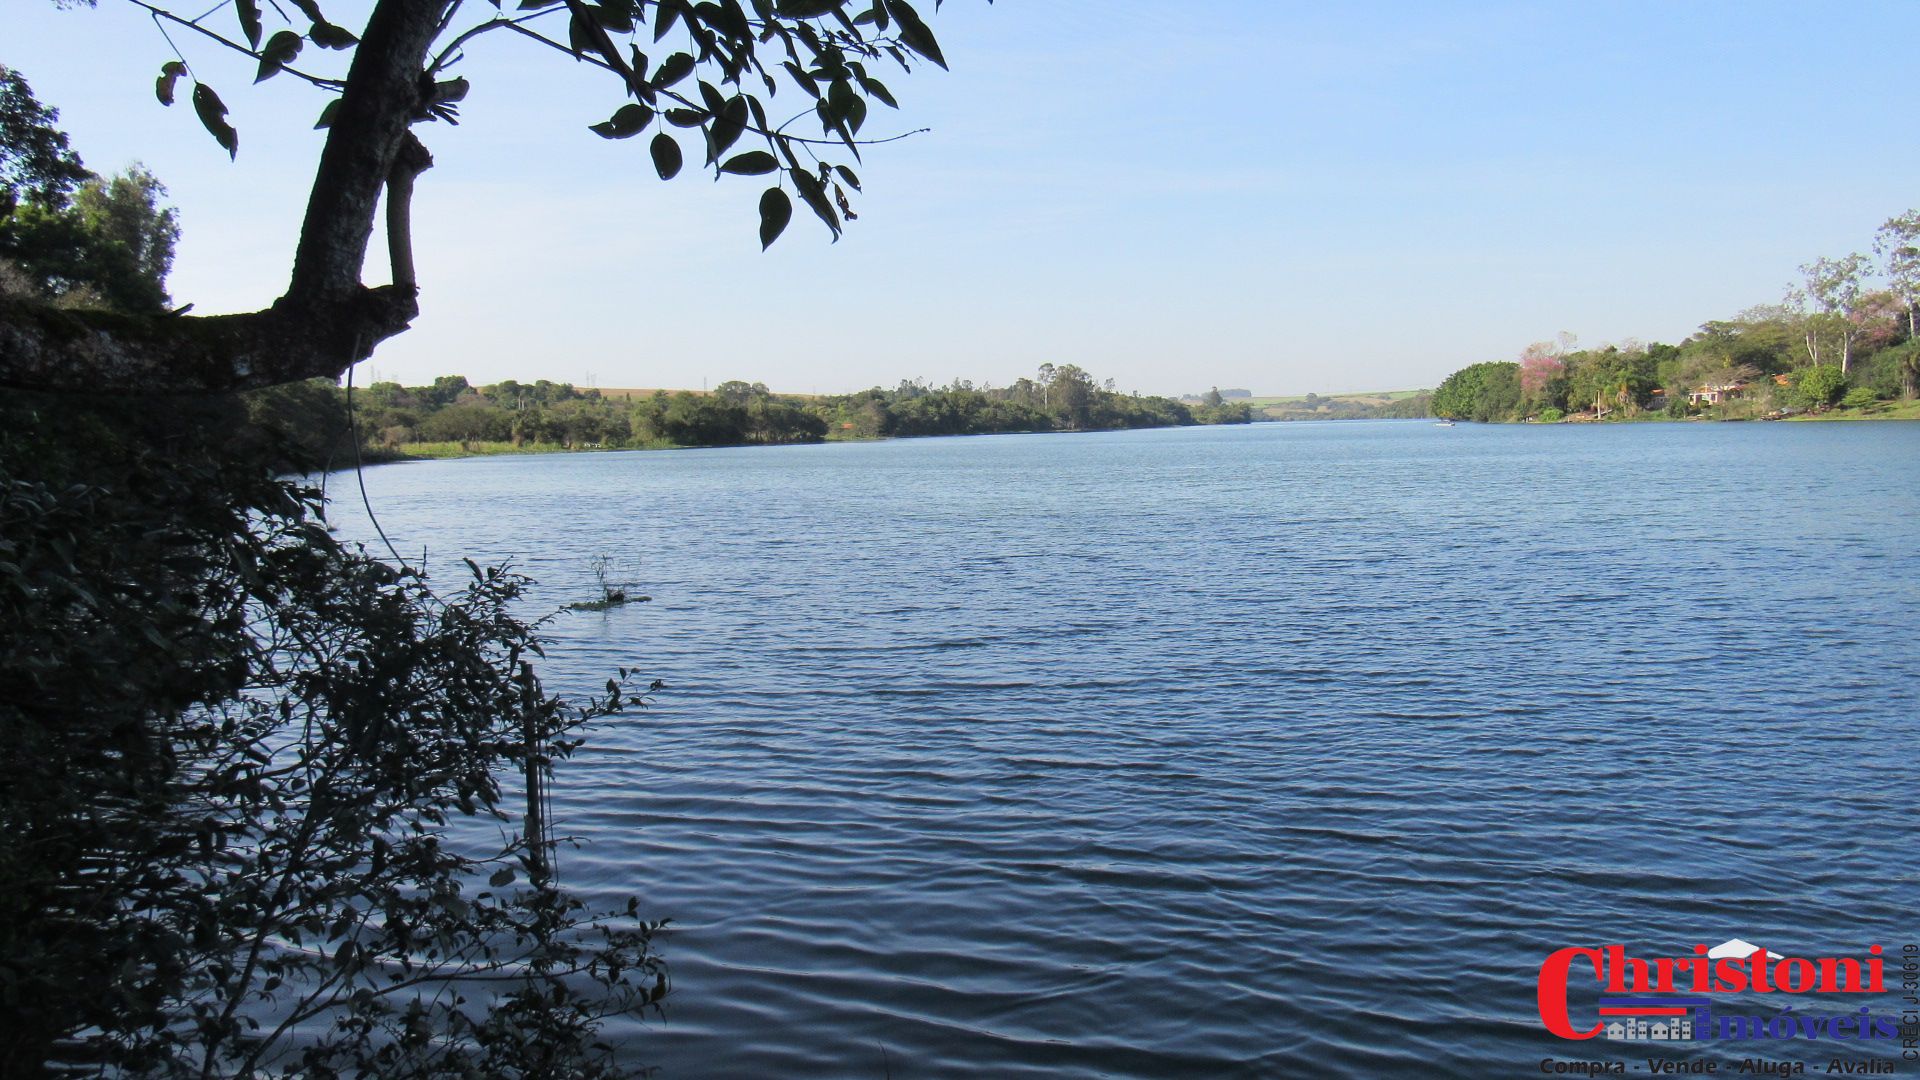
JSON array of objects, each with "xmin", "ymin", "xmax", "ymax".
[{"xmin": 1604, "ymin": 1017, "xmax": 1694, "ymax": 1041}]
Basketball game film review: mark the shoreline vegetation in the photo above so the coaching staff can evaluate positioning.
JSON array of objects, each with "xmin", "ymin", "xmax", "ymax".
[
  {"xmin": 251, "ymin": 198, "xmax": 1920, "ymax": 470},
  {"xmin": 289, "ymin": 363, "xmax": 1918, "ymax": 470},
  {"xmin": 253, "ymin": 365, "xmax": 1260, "ymax": 466},
  {"xmin": 1427, "ymin": 212, "xmax": 1920, "ymax": 425},
  {"xmin": 263, "ymin": 361, "xmax": 1920, "ymax": 471}
]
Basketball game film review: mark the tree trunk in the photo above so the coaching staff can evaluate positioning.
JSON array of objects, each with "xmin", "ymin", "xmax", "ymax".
[
  {"xmin": 0, "ymin": 0, "xmax": 445, "ymax": 395},
  {"xmin": 288, "ymin": 0, "xmax": 443, "ymax": 302}
]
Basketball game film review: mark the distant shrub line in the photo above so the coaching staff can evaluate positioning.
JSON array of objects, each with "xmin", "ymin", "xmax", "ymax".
[{"xmin": 249, "ymin": 364, "xmax": 1255, "ymax": 464}]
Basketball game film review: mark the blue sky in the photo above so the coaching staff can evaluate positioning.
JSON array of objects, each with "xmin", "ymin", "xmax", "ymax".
[{"xmin": 10, "ymin": 1, "xmax": 1919, "ymax": 395}]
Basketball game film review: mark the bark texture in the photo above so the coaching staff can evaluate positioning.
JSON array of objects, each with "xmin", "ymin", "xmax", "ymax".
[{"xmin": 0, "ymin": 0, "xmax": 445, "ymax": 395}]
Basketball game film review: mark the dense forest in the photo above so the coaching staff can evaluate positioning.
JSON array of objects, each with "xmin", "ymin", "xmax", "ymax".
[
  {"xmin": 267, "ymin": 364, "xmax": 1255, "ymax": 464},
  {"xmin": 1429, "ymin": 219, "xmax": 1920, "ymax": 422}
]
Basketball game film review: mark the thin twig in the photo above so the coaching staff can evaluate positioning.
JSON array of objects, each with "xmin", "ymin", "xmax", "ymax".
[
  {"xmin": 123, "ymin": 0, "xmax": 347, "ymax": 89},
  {"xmin": 427, "ymin": 8, "xmax": 565, "ymax": 75}
]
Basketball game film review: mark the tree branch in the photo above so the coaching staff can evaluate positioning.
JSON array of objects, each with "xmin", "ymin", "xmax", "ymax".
[
  {"xmin": 286, "ymin": 1, "xmax": 445, "ymax": 301},
  {"xmin": 124, "ymin": 0, "xmax": 346, "ymax": 90},
  {"xmin": 2, "ymin": 0, "xmax": 939, "ymax": 396},
  {"xmin": 0, "ymin": 288, "xmax": 416, "ymax": 395},
  {"xmin": 0, "ymin": 0, "xmax": 449, "ymax": 395},
  {"xmin": 385, "ymin": 132, "xmax": 432, "ymax": 291}
]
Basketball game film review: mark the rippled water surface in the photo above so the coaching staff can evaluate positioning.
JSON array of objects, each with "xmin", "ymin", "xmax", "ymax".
[{"xmin": 333, "ymin": 421, "xmax": 1920, "ymax": 1078}]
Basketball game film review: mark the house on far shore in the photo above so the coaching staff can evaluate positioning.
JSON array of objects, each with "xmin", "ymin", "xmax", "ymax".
[
  {"xmin": 1689, "ymin": 382, "xmax": 1745, "ymax": 406},
  {"xmin": 1648, "ymin": 388, "xmax": 1670, "ymax": 412}
]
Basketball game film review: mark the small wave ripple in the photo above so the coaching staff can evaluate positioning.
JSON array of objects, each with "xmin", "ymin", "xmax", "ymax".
[{"xmin": 335, "ymin": 421, "xmax": 1920, "ymax": 1078}]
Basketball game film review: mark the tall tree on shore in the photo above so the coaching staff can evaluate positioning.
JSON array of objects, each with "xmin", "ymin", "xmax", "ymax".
[
  {"xmin": 1874, "ymin": 211, "xmax": 1920, "ymax": 398},
  {"xmin": 0, "ymin": 68, "xmax": 181, "ymax": 313},
  {"xmin": 1876, "ymin": 210, "xmax": 1920, "ymax": 340},
  {"xmin": 1517, "ymin": 333, "xmax": 1573, "ymax": 413},
  {"xmin": 3, "ymin": 164, "xmax": 180, "ymax": 311},
  {"xmin": 0, "ymin": 65, "xmax": 92, "ymax": 211},
  {"xmin": 2, "ymin": 0, "xmax": 970, "ymax": 396},
  {"xmin": 1790, "ymin": 252, "xmax": 1872, "ymax": 373}
]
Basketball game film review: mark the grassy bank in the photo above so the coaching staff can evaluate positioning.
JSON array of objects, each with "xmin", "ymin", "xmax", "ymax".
[
  {"xmin": 382, "ymin": 438, "xmax": 679, "ymax": 460},
  {"xmin": 1786, "ymin": 398, "xmax": 1920, "ymax": 421}
]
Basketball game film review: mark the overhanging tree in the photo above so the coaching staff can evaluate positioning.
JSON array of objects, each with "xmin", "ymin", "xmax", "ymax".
[
  {"xmin": 3, "ymin": 3, "xmax": 973, "ymax": 1072},
  {"xmin": 3, "ymin": 0, "xmax": 968, "ymax": 395},
  {"xmin": 3, "ymin": 73, "xmax": 683, "ymax": 1072}
]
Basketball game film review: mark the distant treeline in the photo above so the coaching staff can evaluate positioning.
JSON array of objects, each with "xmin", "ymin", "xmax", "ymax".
[
  {"xmin": 1254, "ymin": 392, "xmax": 1433, "ymax": 421},
  {"xmin": 250, "ymin": 363, "xmax": 1254, "ymax": 464},
  {"xmin": 1430, "ymin": 212, "xmax": 1920, "ymax": 423}
]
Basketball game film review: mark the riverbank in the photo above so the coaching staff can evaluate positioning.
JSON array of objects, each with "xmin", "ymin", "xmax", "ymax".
[
  {"xmin": 363, "ymin": 401, "xmax": 1920, "ymax": 464},
  {"xmin": 377, "ymin": 438, "xmax": 677, "ymax": 460},
  {"xmin": 365, "ymin": 423, "xmax": 1181, "ymax": 465},
  {"xmin": 1785, "ymin": 398, "xmax": 1920, "ymax": 421}
]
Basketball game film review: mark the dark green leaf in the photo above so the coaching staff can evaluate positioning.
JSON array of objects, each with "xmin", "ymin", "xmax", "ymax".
[
  {"xmin": 835, "ymin": 164, "xmax": 861, "ymax": 191},
  {"xmin": 236, "ymin": 0, "xmax": 263, "ymax": 49},
  {"xmin": 664, "ymin": 108, "xmax": 707, "ymax": 127},
  {"xmin": 567, "ymin": 10, "xmax": 594, "ymax": 57},
  {"xmin": 309, "ymin": 21, "xmax": 358, "ymax": 49},
  {"xmin": 758, "ymin": 186, "xmax": 792, "ymax": 248},
  {"xmin": 705, "ymin": 96, "xmax": 748, "ymax": 162},
  {"xmin": 629, "ymin": 46, "xmax": 653, "ymax": 101},
  {"xmin": 782, "ymin": 60, "xmax": 820, "ymax": 97},
  {"xmin": 825, "ymin": 78, "xmax": 856, "ymax": 121},
  {"xmin": 288, "ymin": 0, "xmax": 323, "ymax": 20},
  {"xmin": 862, "ymin": 76, "xmax": 897, "ymax": 108},
  {"xmin": 488, "ymin": 866, "xmax": 515, "ymax": 887},
  {"xmin": 789, "ymin": 166, "xmax": 839, "ymax": 238},
  {"xmin": 883, "ymin": 0, "xmax": 945, "ymax": 69},
  {"xmin": 588, "ymin": 102, "xmax": 654, "ymax": 139},
  {"xmin": 653, "ymin": 52, "xmax": 695, "ymax": 88},
  {"xmin": 720, "ymin": 150, "xmax": 778, "ymax": 175},
  {"xmin": 313, "ymin": 98, "xmax": 341, "ymax": 129},
  {"xmin": 654, "ymin": 0, "xmax": 683, "ymax": 41},
  {"xmin": 192, "ymin": 83, "xmax": 238, "ymax": 160},
  {"xmin": 156, "ymin": 61, "xmax": 187, "ymax": 106},
  {"xmin": 255, "ymin": 31, "xmax": 304, "ymax": 83},
  {"xmin": 650, "ymin": 132, "xmax": 683, "ymax": 179},
  {"xmin": 777, "ymin": 0, "xmax": 845, "ymax": 16},
  {"xmin": 592, "ymin": 1, "xmax": 635, "ymax": 33},
  {"xmin": 715, "ymin": 0, "xmax": 753, "ymax": 42}
]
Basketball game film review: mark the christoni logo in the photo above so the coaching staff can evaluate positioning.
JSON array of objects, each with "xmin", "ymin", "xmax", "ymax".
[{"xmin": 1537, "ymin": 941, "xmax": 1889, "ymax": 1041}]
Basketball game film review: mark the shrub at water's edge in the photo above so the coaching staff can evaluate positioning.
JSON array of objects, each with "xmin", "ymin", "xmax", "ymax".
[{"xmin": 1, "ymin": 389, "xmax": 668, "ymax": 1075}]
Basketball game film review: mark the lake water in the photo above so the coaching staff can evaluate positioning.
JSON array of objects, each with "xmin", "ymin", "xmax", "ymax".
[{"xmin": 330, "ymin": 420, "xmax": 1920, "ymax": 1078}]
